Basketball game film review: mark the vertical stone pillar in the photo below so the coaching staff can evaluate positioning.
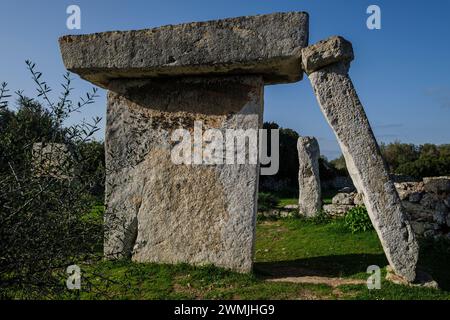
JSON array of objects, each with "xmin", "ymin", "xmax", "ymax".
[
  {"xmin": 104, "ymin": 76, "xmax": 263, "ymax": 272},
  {"xmin": 297, "ymin": 136, "xmax": 322, "ymax": 217},
  {"xmin": 302, "ymin": 36, "xmax": 419, "ymax": 281},
  {"xmin": 58, "ymin": 12, "xmax": 309, "ymax": 272}
]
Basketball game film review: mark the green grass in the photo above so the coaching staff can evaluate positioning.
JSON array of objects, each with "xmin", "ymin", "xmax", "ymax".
[
  {"xmin": 50, "ymin": 217, "xmax": 450, "ymax": 300},
  {"xmin": 277, "ymin": 198, "xmax": 298, "ymax": 208},
  {"xmin": 255, "ymin": 219, "xmax": 383, "ymax": 268},
  {"xmin": 69, "ymin": 261, "xmax": 336, "ymax": 300},
  {"xmin": 276, "ymin": 189, "xmax": 338, "ymax": 208},
  {"xmin": 80, "ymin": 204, "xmax": 104, "ymax": 224},
  {"xmin": 11, "ymin": 192, "xmax": 446, "ymax": 300},
  {"xmin": 254, "ymin": 218, "xmax": 450, "ymax": 299}
]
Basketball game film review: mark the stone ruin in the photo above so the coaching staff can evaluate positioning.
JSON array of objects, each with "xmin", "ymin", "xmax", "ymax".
[
  {"xmin": 32, "ymin": 142, "xmax": 73, "ymax": 179},
  {"xmin": 324, "ymin": 177, "xmax": 450, "ymax": 240},
  {"xmin": 59, "ymin": 12, "xmax": 419, "ymax": 282},
  {"xmin": 397, "ymin": 177, "xmax": 450, "ymax": 239}
]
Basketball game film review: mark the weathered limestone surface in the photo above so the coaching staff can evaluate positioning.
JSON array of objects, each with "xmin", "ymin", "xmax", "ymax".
[
  {"xmin": 297, "ymin": 136, "xmax": 322, "ymax": 217},
  {"xmin": 323, "ymin": 204, "xmax": 355, "ymax": 217},
  {"xmin": 304, "ymin": 36, "xmax": 419, "ymax": 281},
  {"xmin": 59, "ymin": 12, "xmax": 309, "ymax": 88},
  {"xmin": 423, "ymin": 177, "xmax": 450, "ymax": 194},
  {"xmin": 104, "ymin": 76, "xmax": 263, "ymax": 272},
  {"xmin": 32, "ymin": 143, "xmax": 72, "ymax": 179},
  {"xmin": 332, "ymin": 192, "xmax": 354, "ymax": 205},
  {"xmin": 301, "ymin": 36, "xmax": 353, "ymax": 75}
]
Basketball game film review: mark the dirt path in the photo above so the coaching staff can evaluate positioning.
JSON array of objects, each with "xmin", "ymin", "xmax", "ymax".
[
  {"xmin": 257, "ymin": 263, "xmax": 367, "ymax": 288},
  {"xmin": 266, "ymin": 276, "xmax": 366, "ymax": 287}
]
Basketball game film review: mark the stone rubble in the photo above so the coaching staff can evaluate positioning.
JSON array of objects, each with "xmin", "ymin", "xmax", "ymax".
[
  {"xmin": 324, "ymin": 177, "xmax": 450, "ymax": 240},
  {"xmin": 396, "ymin": 177, "xmax": 450, "ymax": 239},
  {"xmin": 32, "ymin": 143, "xmax": 73, "ymax": 179}
]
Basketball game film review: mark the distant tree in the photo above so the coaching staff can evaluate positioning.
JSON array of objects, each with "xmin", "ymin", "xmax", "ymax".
[
  {"xmin": 319, "ymin": 156, "xmax": 342, "ymax": 181},
  {"xmin": 329, "ymin": 155, "xmax": 348, "ymax": 176},
  {"xmin": 260, "ymin": 123, "xmax": 353, "ymax": 192},
  {"xmin": 438, "ymin": 144, "xmax": 450, "ymax": 158},
  {"xmin": 330, "ymin": 141, "xmax": 450, "ymax": 179},
  {"xmin": 420, "ymin": 143, "xmax": 440, "ymax": 158},
  {"xmin": 259, "ymin": 122, "xmax": 299, "ymax": 195},
  {"xmin": 380, "ymin": 141, "xmax": 419, "ymax": 172},
  {"xmin": 388, "ymin": 142, "xmax": 450, "ymax": 178}
]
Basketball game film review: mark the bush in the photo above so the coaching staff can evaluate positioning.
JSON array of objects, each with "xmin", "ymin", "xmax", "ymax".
[
  {"xmin": 396, "ymin": 156, "xmax": 450, "ymax": 178},
  {"xmin": 309, "ymin": 210, "xmax": 331, "ymax": 225},
  {"xmin": 0, "ymin": 61, "xmax": 104, "ymax": 298},
  {"xmin": 258, "ymin": 192, "xmax": 279, "ymax": 211},
  {"xmin": 344, "ymin": 206, "xmax": 373, "ymax": 233}
]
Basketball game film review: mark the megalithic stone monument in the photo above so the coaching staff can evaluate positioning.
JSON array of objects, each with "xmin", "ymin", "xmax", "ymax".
[
  {"xmin": 302, "ymin": 36, "xmax": 419, "ymax": 282},
  {"xmin": 59, "ymin": 11, "xmax": 419, "ymax": 282},
  {"xmin": 297, "ymin": 136, "xmax": 322, "ymax": 217},
  {"xmin": 59, "ymin": 12, "xmax": 309, "ymax": 272}
]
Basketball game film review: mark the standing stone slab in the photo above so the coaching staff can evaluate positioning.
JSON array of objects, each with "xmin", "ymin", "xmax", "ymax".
[
  {"xmin": 104, "ymin": 76, "xmax": 263, "ymax": 272},
  {"xmin": 297, "ymin": 136, "xmax": 322, "ymax": 217},
  {"xmin": 304, "ymin": 36, "xmax": 419, "ymax": 281}
]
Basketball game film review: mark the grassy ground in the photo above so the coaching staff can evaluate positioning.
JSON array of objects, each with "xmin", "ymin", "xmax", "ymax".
[
  {"xmin": 277, "ymin": 190, "xmax": 337, "ymax": 207},
  {"xmin": 278, "ymin": 198, "xmax": 298, "ymax": 207},
  {"xmin": 63, "ymin": 217, "xmax": 450, "ymax": 300}
]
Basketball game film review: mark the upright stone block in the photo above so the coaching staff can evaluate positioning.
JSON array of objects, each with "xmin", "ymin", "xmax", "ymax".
[
  {"xmin": 297, "ymin": 136, "xmax": 322, "ymax": 217},
  {"xmin": 59, "ymin": 12, "xmax": 309, "ymax": 272},
  {"xmin": 104, "ymin": 76, "xmax": 263, "ymax": 272},
  {"xmin": 303, "ymin": 36, "xmax": 419, "ymax": 281}
]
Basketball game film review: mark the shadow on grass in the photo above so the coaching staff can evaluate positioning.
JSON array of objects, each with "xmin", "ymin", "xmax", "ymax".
[
  {"xmin": 417, "ymin": 238, "xmax": 450, "ymax": 291},
  {"xmin": 254, "ymin": 253, "xmax": 387, "ymax": 279},
  {"xmin": 254, "ymin": 241, "xmax": 450, "ymax": 291}
]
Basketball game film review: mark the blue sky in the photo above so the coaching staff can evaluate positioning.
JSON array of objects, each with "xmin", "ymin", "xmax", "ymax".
[{"xmin": 1, "ymin": 0, "xmax": 449, "ymax": 159}]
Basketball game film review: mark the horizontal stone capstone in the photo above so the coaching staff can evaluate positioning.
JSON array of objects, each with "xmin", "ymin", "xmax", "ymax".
[{"xmin": 59, "ymin": 12, "xmax": 309, "ymax": 88}]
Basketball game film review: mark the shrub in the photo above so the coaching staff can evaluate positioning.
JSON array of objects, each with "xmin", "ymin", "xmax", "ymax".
[
  {"xmin": 258, "ymin": 192, "xmax": 279, "ymax": 211},
  {"xmin": 0, "ymin": 61, "xmax": 104, "ymax": 298},
  {"xmin": 309, "ymin": 210, "xmax": 331, "ymax": 225},
  {"xmin": 344, "ymin": 206, "xmax": 374, "ymax": 233}
]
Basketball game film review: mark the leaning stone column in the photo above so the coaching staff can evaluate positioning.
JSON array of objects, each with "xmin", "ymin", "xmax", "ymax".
[
  {"xmin": 302, "ymin": 36, "xmax": 419, "ymax": 281},
  {"xmin": 297, "ymin": 136, "xmax": 322, "ymax": 217},
  {"xmin": 59, "ymin": 12, "xmax": 309, "ymax": 273}
]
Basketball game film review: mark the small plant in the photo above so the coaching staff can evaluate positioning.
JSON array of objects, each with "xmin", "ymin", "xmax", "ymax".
[
  {"xmin": 309, "ymin": 210, "xmax": 331, "ymax": 225},
  {"xmin": 257, "ymin": 192, "xmax": 279, "ymax": 211},
  {"xmin": 344, "ymin": 206, "xmax": 373, "ymax": 233}
]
